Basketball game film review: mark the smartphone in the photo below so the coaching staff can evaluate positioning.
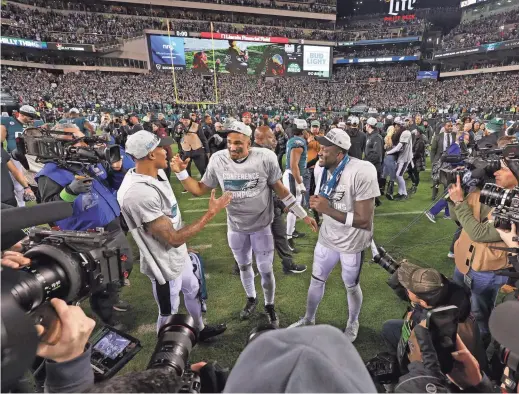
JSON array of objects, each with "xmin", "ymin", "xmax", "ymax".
[{"xmin": 426, "ymin": 305, "xmax": 459, "ymax": 374}]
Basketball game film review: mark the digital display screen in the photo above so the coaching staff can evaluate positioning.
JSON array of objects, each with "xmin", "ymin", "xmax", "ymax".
[
  {"xmin": 93, "ymin": 331, "xmax": 131, "ymax": 360},
  {"xmin": 147, "ymin": 34, "xmax": 332, "ymax": 78}
]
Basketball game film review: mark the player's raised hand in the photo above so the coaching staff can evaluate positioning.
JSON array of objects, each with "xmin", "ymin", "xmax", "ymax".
[
  {"xmin": 208, "ymin": 189, "xmax": 232, "ymax": 215},
  {"xmin": 171, "ymin": 155, "xmax": 190, "ymax": 173},
  {"xmin": 303, "ymin": 216, "xmax": 319, "ymax": 232}
]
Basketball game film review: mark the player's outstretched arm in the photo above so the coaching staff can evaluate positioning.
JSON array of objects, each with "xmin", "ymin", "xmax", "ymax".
[
  {"xmin": 145, "ymin": 190, "xmax": 232, "ymax": 247},
  {"xmin": 271, "ymin": 180, "xmax": 318, "ymax": 232},
  {"xmin": 171, "ymin": 155, "xmax": 212, "ymax": 196}
]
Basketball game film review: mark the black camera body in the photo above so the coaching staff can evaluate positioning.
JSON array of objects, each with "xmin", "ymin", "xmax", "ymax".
[
  {"xmin": 1, "ymin": 227, "xmax": 124, "ymax": 390},
  {"xmin": 480, "ymin": 184, "xmax": 519, "ymax": 230},
  {"xmin": 14, "ymin": 127, "xmax": 121, "ymax": 170},
  {"xmin": 16, "ymin": 227, "xmax": 124, "ymax": 313}
]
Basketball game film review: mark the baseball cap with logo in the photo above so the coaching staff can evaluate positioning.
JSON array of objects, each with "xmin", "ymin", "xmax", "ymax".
[
  {"xmin": 350, "ymin": 116, "xmax": 360, "ymax": 126},
  {"xmin": 19, "ymin": 105, "xmax": 39, "ymax": 119},
  {"xmin": 125, "ymin": 130, "xmax": 174, "ymax": 159},
  {"xmin": 225, "ymin": 121, "xmax": 253, "ymax": 137},
  {"xmin": 366, "ymin": 117, "xmax": 377, "ymax": 127},
  {"xmin": 311, "ymin": 120, "xmax": 321, "ymax": 128},
  {"xmin": 337, "ymin": 121, "xmax": 346, "ymax": 129},
  {"xmin": 293, "ymin": 118, "xmax": 308, "ymax": 130},
  {"xmin": 397, "ymin": 262, "xmax": 445, "ymax": 296},
  {"xmin": 316, "ymin": 128, "xmax": 352, "ymax": 151},
  {"xmin": 394, "ymin": 116, "xmax": 405, "ymax": 126},
  {"xmin": 69, "ymin": 108, "xmax": 80, "ymax": 114}
]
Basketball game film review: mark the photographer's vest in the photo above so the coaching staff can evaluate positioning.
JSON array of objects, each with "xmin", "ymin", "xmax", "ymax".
[
  {"xmin": 35, "ymin": 163, "xmax": 120, "ymax": 231},
  {"xmin": 180, "ymin": 122, "xmax": 203, "ymax": 152},
  {"xmin": 454, "ymin": 191, "xmax": 509, "ymax": 274}
]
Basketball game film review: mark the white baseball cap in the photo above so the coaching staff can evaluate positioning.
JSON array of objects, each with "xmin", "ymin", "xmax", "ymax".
[
  {"xmin": 366, "ymin": 117, "xmax": 377, "ymax": 127},
  {"xmin": 125, "ymin": 130, "xmax": 174, "ymax": 159},
  {"xmin": 293, "ymin": 118, "xmax": 308, "ymax": 130},
  {"xmin": 225, "ymin": 121, "xmax": 253, "ymax": 137},
  {"xmin": 19, "ymin": 105, "xmax": 39, "ymax": 118},
  {"xmin": 394, "ymin": 116, "xmax": 405, "ymax": 125},
  {"xmin": 337, "ymin": 121, "xmax": 346, "ymax": 129},
  {"xmin": 386, "ymin": 114, "xmax": 394, "ymax": 120},
  {"xmin": 316, "ymin": 128, "xmax": 352, "ymax": 151},
  {"xmin": 350, "ymin": 116, "xmax": 360, "ymax": 126},
  {"xmin": 69, "ymin": 108, "xmax": 80, "ymax": 114}
]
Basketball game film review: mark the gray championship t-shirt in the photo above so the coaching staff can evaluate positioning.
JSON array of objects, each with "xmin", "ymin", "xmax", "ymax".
[
  {"xmin": 117, "ymin": 168, "xmax": 188, "ymax": 285},
  {"xmin": 315, "ymin": 158, "xmax": 380, "ymax": 254},
  {"xmin": 202, "ymin": 147, "xmax": 282, "ymax": 233}
]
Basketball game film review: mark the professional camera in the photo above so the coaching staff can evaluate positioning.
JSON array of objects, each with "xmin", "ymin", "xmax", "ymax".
[
  {"xmin": 479, "ymin": 184, "xmax": 519, "ymax": 230},
  {"xmin": 13, "ymin": 127, "xmax": 121, "ymax": 170},
  {"xmin": 1, "ymin": 226, "xmax": 124, "ymax": 389},
  {"xmin": 147, "ymin": 314, "xmax": 201, "ymax": 393},
  {"xmin": 372, "ymin": 245, "xmax": 401, "ymax": 274}
]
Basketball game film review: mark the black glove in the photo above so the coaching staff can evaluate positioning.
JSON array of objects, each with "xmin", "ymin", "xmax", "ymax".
[
  {"xmin": 66, "ymin": 177, "xmax": 93, "ymax": 195},
  {"xmin": 198, "ymin": 362, "xmax": 228, "ymax": 393}
]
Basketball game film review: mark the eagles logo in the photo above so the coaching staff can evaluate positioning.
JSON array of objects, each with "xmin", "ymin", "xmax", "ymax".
[
  {"xmin": 242, "ymin": 179, "xmax": 259, "ymax": 190},
  {"xmin": 329, "ymin": 191, "xmax": 345, "ymax": 202}
]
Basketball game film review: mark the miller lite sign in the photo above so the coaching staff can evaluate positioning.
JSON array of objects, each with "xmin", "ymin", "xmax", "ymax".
[{"xmin": 387, "ymin": 0, "xmax": 417, "ymax": 16}]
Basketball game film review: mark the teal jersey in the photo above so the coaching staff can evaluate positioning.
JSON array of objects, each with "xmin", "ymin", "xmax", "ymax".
[
  {"xmin": 286, "ymin": 136, "xmax": 307, "ymax": 174},
  {"xmin": 0, "ymin": 116, "xmax": 43, "ymax": 152}
]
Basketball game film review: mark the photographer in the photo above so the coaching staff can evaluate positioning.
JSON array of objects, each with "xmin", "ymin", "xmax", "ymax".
[
  {"xmin": 381, "ymin": 262, "xmax": 487, "ymax": 380},
  {"xmin": 35, "ymin": 123, "xmax": 134, "ymax": 328},
  {"xmin": 447, "ymin": 151, "xmax": 514, "ymax": 343}
]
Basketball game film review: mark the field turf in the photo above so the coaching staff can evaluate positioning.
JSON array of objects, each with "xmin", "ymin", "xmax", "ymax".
[{"xmin": 109, "ymin": 162, "xmax": 459, "ymax": 374}]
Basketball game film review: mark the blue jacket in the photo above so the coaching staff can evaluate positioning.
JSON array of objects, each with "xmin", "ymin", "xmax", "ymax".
[{"xmin": 36, "ymin": 163, "xmax": 121, "ymax": 230}]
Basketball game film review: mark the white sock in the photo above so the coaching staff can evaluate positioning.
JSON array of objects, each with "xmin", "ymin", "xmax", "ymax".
[
  {"xmin": 347, "ymin": 284, "xmax": 363, "ymax": 323},
  {"xmin": 305, "ymin": 277, "xmax": 325, "ymax": 322},
  {"xmin": 239, "ymin": 264, "xmax": 257, "ymax": 299},
  {"xmin": 184, "ymin": 297, "xmax": 205, "ymax": 331},
  {"xmin": 260, "ymin": 270, "xmax": 275, "ymax": 305},
  {"xmin": 286, "ymin": 212, "xmax": 296, "ymax": 238}
]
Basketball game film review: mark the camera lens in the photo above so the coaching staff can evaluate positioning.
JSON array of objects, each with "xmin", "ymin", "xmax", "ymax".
[
  {"xmin": 11, "ymin": 260, "xmax": 69, "ymax": 312},
  {"xmin": 480, "ymin": 183, "xmax": 514, "ymax": 208},
  {"xmin": 373, "ymin": 247, "xmax": 400, "ymax": 274},
  {"xmin": 148, "ymin": 314, "xmax": 199, "ymax": 376}
]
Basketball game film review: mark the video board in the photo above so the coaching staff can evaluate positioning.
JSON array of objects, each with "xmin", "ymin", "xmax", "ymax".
[{"xmin": 147, "ymin": 34, "xmax": 332, "ymax": 78}]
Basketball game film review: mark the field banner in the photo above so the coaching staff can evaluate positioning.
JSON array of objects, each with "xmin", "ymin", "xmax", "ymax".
[{"xmin": 200, "ymin": 32, "xmax": 289, "ymax": 44}]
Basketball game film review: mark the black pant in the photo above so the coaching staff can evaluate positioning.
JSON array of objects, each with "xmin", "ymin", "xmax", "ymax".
[
  {"xmin": 408, "ymin": 165, "xmax": 420, "ymax": 186},
  {"xmin": 271, "ymin": 209, "xmax": 293, "ymax": 269},
  {"xmin": 184, "ymin": 148, "xmax": 207, "ymax": 177},
  {"xmin": 381, "ymin": 319, "xmax": 404, "ymax": 355},
  {"xmin": 277, "ymin": 152, "xmax": 284, "ymax": 171}
]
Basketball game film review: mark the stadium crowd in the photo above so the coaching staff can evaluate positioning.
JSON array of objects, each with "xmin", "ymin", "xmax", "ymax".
[
  {"xmin": 440, "ymin": 9, "xmax": 519, "ymax": 50},
  {"xmin": 337, "ymin": 46, "xmax": 421, "ymax": 58},
  {"xmin": 2, "ymin": 66, "xmax": 518, "ymax": 114},
  {"xmin": 2, "ymin": 0, "xmax": 426, "ymax": 43},
  {"xmin": 1, "ymin": 52, "xmax": 148, "ymax": 68}
]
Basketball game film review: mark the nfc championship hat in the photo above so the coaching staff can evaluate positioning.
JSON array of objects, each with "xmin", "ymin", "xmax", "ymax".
[
  {"xmin": 366, "ymin": 117, "xmax": 377, "ymax": 127},
  {"xmin": 397, "ymin": 262, "xmax": 444, "ymax": 295},
  {"xmin": 225, "ymin": 120, "xmax": 253, "ymax": 137},
  {"xmin": 19, "ymin": 105, "xmax": 39, "ymax": 119},
  {"xmin": 125, "ymin": 130, "xmax": 174, "ymax": 159},
  {"xmin": 293, "ymin": 118, "xmax": 308, "ymax": 130},
  {"xmin": 316, "ymin": 128, "xmax": 352, "ymax": 151}
]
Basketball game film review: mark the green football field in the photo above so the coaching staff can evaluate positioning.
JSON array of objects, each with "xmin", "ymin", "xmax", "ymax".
[{"xmin": 112, "ymin": 163, "xmax": 459, "ymax": 374}]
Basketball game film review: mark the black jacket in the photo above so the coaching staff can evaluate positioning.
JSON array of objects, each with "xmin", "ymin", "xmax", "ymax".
[
  {"xmin": 346, "ymin": 127, "xmax": 366, "ymax": 160},
  {"xmin": 364, "ymin": 130, "xmax": 384, "ymax": 171}
]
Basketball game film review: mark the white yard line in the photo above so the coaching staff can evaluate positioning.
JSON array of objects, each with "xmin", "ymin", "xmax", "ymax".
[
  {"xmin": 376, "ymin": 211, "xmax": 424, "ymax": 217},
  {"xmin": 184, "ymin": 209, "xmax": 207, "ymax": 213},
  {"xmin": 190, "ymin": 244, "xmax": 213, "ymax": 250},
  {"xmin": 188, "ymin": 197, "xmax": 210, "ymax": 201}
]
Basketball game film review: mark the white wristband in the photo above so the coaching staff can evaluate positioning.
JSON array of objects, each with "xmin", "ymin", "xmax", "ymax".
[
  {"xmin": 290, "ymin": 203, "xmax": 308, "ymax": 219},
  {"xmin": 282, "ymin": 193, "xmax": 297, "ymax": 207},
  {"xmin": 175, "ymin": 170, "xmax": 189, "ymax": 181},
  {"xmin": 345, "ymin": 212, "xmax": 354, "ymax": 227}
]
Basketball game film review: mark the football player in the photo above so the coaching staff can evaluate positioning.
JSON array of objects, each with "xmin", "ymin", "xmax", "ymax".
[{"xmin": 172, "ymin": 121, "xmax": 318, "ymax": 327}]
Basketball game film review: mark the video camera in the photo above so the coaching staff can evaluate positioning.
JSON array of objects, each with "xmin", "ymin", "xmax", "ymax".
[
  {"xmin": 1, "ymin": 202, "xmax": 126, "ymax": 390},
  {"xmin": 438, "ymin": 145, "xmax": 504, "ymax": 191},
  {"xmin": 13, "ymin": 127, "xmax": 121, "ymax": 171}
]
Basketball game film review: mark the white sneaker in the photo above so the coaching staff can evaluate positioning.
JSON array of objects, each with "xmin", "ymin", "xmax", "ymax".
[
  {"xmin": 288, "ymin": 317, "xmax": 315, "ymax": 328},
  {"xmin": 344, "ymin": 320, "xmax": 360, "ymax": 342},
  {"xmin": 425, "ymin": 211, "xmax": 436, "ymax": 223},
  {"xmin": 447, "ymin": 252, "xmax": 455, "ymax": 259}
]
